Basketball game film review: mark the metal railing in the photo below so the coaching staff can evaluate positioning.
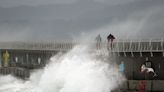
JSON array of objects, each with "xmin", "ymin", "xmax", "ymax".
[
  {"xmin": 0, "ymin": 39, "xmax": 163, "ymax": 52},
  {"xmin": 111, "ymin": 39, "xmax": 164, "ymax": 52}
]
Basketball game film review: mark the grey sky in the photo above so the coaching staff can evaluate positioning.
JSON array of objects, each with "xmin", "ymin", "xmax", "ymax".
[
  {"xmin": 0, "ymin": 0, "xmax": 164, "ymax": 42},
  {"xmin": 0, "ymin": 0, "xmax": 136, "ymax": 8}
]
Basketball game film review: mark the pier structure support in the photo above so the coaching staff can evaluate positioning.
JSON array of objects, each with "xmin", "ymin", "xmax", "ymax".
[{"xmin": 0, "ymin": 50, "xmax": 1, "ymax": 67}]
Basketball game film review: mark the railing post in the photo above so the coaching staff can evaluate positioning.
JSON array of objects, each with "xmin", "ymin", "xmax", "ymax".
[
  {"xmin": 138, "ymin": 39, "xmax": 141, "ymax": 52},
  {"xmin": 0, "ymin": 50, "xmax": 2, "ymax": 67},
  {"xmin": 130, "ymin": 39, "xmax": 134, "ymax": 57},
  {"xmin": 123, "ymin": 40, "xmax": 126, "ymax": 57},
  {"xmin": 138, "ymin": 39, "xmax": 142, "ymax": 57},
  {"xmin": 149, "ymin": 39, "xmax": 153, "ymax": 57},
  {"xmin": 130, "ymin": 39, "xmax": 132, "ymax": 52},
  {"xmin": 161, "ymin": 38, "xmax": 163, "ymax": 49},
  {"xmin": 161, "ymin": 38, "xmax": 164, "ymax": 57},
  {"xmin": 26, "ymin": 53, "xmax": 29, "ymax": 65},
  {"xmin": 117, "ymin": 40, "xmax": 120, "ymax": 56}
]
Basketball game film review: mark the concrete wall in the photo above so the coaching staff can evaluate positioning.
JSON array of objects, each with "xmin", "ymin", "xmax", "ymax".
[
  {"xmin": 115, "ymin": 52, "xmax": 164, "ymax": 80},
  {"xmin": 0, "ymin": 67, "xmax": 30, "ymax": 79},
  {"xmin": 0, "ymin": 49, "xmax": 60, "ymax": 69},
  {"xmin": 0, "ymin": 49, "xmax": 164, "ymax": 80},
  {"xmin": 113, "ymin": 80, "xmax": 164, "ymax": 92}
]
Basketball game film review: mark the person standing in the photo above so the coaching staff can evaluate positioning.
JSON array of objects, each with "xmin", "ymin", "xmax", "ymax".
[
  {"xmin": 142, "ymin": 57, "xmax": 156, "ymax": 79},
  {"xmin": 95, "ymin": 34, "xmax": 102, "ymax": 50},
  {"xmin": 3, "ymin": 50, "xmax": 10, "ymax": 67},
  {"xmin": 119, "ymin": 61, "xmax": 125, "ymax": 74},
  {"xmin": 107, "ymin": 34, "xmax": 115, "ymax": 50}
]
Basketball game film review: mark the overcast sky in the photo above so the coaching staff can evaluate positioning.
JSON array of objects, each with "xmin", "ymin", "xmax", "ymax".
[{"xmin": 0, "ymin": 0, "xmax": 164, "ymax": 42}]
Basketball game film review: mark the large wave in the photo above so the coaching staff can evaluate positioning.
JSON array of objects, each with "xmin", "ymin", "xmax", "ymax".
[{"xmin": 0, "ymin": 45, "xmax": 125, "ymax": 92}]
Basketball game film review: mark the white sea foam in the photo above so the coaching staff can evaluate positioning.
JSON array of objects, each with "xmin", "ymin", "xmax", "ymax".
[{"xmin": 0, "ymin": 45, "xmax": 125, "ymax": 92}]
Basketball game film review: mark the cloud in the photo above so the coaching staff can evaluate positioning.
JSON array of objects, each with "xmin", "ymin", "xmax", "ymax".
[
  {"xmin": 71, "ymin": 5, "xmax": 164, "ymax": 41},
  {"xmin": 0, "ymin": 0, "xmax": 136, "ymax": 8},
  {"xmin": 0, "ymin": 25, "xmax": 33, "ymax": 42},
  {"xmin": 0, "ymin": 0, "xmax": 164, "ymax": 42},
  {"xmin": 94, "ymin": 0, "xmax": 136, "ymax": 5},
  {"xmin": 0, "ymin": 0, "xmax": 77, "ymax": 8}
]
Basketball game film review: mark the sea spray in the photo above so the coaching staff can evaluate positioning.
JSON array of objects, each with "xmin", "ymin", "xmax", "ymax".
[{"xmin": 0, "ymin": 45, "xmax": 125, "ymax": 92}]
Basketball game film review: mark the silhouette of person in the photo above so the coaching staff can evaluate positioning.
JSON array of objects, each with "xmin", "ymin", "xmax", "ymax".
[
  {"xmin": 95, "ymin": 34, "xmax": 102, "ymax": 50},
  {"xmin": 107, "ymin": 34, "xmax": 115, "ymax": 50}
]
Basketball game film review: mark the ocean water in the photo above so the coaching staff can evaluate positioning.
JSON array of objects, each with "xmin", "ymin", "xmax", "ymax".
[{"xmin": 0, "ymin": 45, "xmax": 125, "ymax": 92}]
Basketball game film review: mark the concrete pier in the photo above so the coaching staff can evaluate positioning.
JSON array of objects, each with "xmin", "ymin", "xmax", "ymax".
[
  {"xmin": 0, "ymin": 39, "xmax": 163, "ymax": 80},
  {"xmin": 0, "ymin": 67, "xmax": 30, "ymax": 79}
]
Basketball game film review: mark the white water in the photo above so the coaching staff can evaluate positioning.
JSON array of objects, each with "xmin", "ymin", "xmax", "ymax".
[{"xmin": 0, "ymin": 45, "xmax": 125, "ymax": 92}]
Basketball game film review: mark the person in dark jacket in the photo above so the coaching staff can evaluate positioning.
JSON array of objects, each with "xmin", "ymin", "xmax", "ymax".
[
  {"xmin": 141, "ymin": 57, "xmax": 157, "ymax": 79},
  {"xmin": 107, "ymin": 34, "xmax": 115, "ymax": 50},
  {"xmin": 144, "ymin": 57, "xmax": 155, "ymax": 70}
]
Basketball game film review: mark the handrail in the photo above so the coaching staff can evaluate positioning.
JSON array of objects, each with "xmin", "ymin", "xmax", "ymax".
[{"xmin": 0, "ymin": 39, "xmax": 163, "ymax": 52}]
